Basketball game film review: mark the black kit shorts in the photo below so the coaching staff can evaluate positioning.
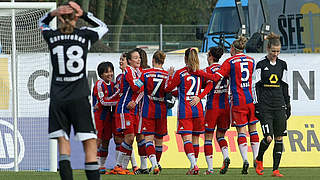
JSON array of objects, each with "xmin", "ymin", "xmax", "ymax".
[
  {"xmin": 49, "ymin": 97, "xmax": 97, "ymax": 141},
  {"xmin": 259, "ymin": 109, "xmax": 287, "ymax": 138}
]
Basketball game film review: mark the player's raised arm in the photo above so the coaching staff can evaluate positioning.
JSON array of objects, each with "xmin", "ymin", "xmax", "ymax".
[
  {"xmin": 164, "ymin": 70, "xmax": 181, "ymax": 93},
  {"xmin": 39, "ymin": 5, "xmax": 73, "ymax": 31},
  {"xmin": 192, "ymin": 59, "xmax": 230, "ymax": 83},
  {"xmin": 70, "ymin": 1, "xmax": 108, "ymax": 40}
]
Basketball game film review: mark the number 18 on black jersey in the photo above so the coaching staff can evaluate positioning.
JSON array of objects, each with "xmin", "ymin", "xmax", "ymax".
[{"xmin": 39, "ymin": 12, "xmax": 108, "ymax": 101}]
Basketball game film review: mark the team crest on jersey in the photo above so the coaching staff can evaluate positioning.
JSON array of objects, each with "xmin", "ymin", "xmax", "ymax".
[
  {"xmin": 126, "ymin": 121, "xmax": 131, "ymax": 126},
  {"xmin": 205, "ymin": 123, "xmax": 208, "ymax": 127},
  {"xmin": 98, "ymin": 92, "xmax": 104, "ymax": 98},
  {"xmin": 180, "ymin": 126, "xmax": 184, "ymax": 130},
  {"xmin": 143, "ymin": 127, "xmax": 147, "ymax": 131}
]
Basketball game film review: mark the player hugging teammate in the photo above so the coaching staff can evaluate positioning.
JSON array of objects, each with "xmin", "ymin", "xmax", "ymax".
[{"xmin": 41, "ymin": 2, "xmax": 289, "ymax": 175}]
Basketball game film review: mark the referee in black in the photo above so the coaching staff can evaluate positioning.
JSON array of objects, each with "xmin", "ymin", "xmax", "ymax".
[
  {"xmin": 253, "ymin": 32, "xmax": 291, "ymax": 177},
  {"xmin": 39, "ymin": 2, "xmax": 108, "ymax": 180}
]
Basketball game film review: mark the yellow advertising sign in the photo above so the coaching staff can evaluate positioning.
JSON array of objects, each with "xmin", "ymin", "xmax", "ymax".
[
  {"xmin": 0, "ymin": 57, "xmax": 9, "ymax": 109},
  {"xmin": 301, "ymin": 2, "xmax": 320, "ymax": 53},
  {"xmin": 133, "ymin": 116, "xmax": 320, "ymax": 168}
]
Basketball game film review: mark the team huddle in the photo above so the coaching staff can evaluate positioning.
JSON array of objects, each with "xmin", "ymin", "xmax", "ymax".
[{"xmin": 39, "ymin": 2, "xmax": 291, "ymax": 180}]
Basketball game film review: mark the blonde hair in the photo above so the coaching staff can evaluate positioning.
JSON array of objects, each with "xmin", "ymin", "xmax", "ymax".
[
  {"xmin": 232, "ymin": 36, "xmax": 247, "ymax": 52},
  {"xmin": 153, "ymin": 50, "xmax": 166, "ymax": 65},
  {"xmin": 60, "ymin": 11, "xmax": 76, "ymax": 34},
  {"xmin": 266, "ymin": 32, "xmax": 281, "ymax": 48},
  {"xmin": 185, "ymin": 48, "xmax": 199, "ymax": 71}
]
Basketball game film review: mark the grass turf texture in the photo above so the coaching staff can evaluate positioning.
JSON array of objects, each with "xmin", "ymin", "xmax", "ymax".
[{"xmin": 0, "ymin": 168, "xmax": 319, "ymax": 180}]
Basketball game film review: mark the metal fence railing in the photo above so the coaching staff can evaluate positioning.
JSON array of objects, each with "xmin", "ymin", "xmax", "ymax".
[{"xmin": 98, "ymin": 24, "xmax": 208, "ymax": 53}]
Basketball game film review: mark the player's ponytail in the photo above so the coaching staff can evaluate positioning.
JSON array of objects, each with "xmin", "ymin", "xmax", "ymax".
[
  {"xmin": 153, "ymin": 50, "xmax": 166, "ymax": 65},
  {"xmin": 60, "ymin": 11, "xmax": 76, "ymax": 34},
  {"xmin": 266, "ymin": 32, "xmax": 281, "ymax": 48},
  {"xmin": 121, "ymin": 52, "xmax": 129, "ymax": 64},
  {"xmin": 185, "ymin": 48, "xmax": 200, "ymax": 71},
  {"xmin": 232, "ymin": 36, "xmax": 247, "ymax": 53}
]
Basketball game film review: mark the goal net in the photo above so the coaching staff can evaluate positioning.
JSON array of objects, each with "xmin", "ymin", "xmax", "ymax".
[{"xmin": 0, "ymin": 2, "xmax": 56, "ymax": 171}]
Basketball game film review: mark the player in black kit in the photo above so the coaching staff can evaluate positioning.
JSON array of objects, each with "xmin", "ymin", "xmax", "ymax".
[
  {"xmin": 39, "ymin": 2, "xmax": 108, "ymax": 180},
  {"xmin": 253, "ymin": 33, "xmax": 291, "ymax": 177}
]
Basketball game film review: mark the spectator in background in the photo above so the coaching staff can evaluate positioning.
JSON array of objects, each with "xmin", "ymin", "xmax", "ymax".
[
  {"xmin": 39, "ymin": 2, "xmax": 108, "ymax": 180},
  {"xmin": 254, "ymin": 32, "xmax": 291, "ymax": 177}
]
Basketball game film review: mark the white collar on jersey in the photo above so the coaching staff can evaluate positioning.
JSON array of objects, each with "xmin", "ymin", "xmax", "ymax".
[
  {"xmin": 153, "ymin": 67, "xmax": 164, "ymax": 70},
  {"xmin": 100, "ymin": 78, "xmax": 111, "ymax": 85},
  {"xmin": 269, "ymin": 60, "xmax": 277, "ymax": 66}
]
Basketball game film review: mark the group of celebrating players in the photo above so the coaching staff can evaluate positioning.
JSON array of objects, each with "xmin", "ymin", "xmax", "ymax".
[
  {"xmin": 40, "ymin": 2, "xmax": 291, "ymax": 180},
  {"xmin": 92, "ymin": 32, "xmax": 290, "ymax": 177}
]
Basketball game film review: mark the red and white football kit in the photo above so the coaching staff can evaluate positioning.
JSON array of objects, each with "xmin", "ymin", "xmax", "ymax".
[
  {"xmin": 92, "ymin": 79, "xmax": 117, "ymax": 140},
  {"xmin": 197, "ymin": 53, "xmax": 258, "ymax": 127},
  {"xmin": 204, "ymin": 63, "xmax": 230, "ymax": 132},
  {"xmin": 165, "ymin": 67, "xmax": 205, "ymax": 135},
  {"xmin": 115, "ymin": 65, "xmax": 143, "ymax": 134},
  {"xmin": 140, "ymin": 68, "xmax": 168, "ymax": 137}
]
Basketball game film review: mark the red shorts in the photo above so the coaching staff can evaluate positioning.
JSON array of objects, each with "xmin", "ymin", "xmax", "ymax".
[
  {"xmin": 231, "ymin": 103, "xmax": 258, "ymax": 127},
  {"xmin": 205, "ymin": 108, "xmax": 230, "ymax": 133},
  {"xmin": 136, "ymin": 113, "xmax": 143, "ymax": 134},
  {"xmin": 117, "ymin": 111, "xmax": 138, "ymax": 135},
  {"xmin": 114, "ymin": 113, "xmax": 122, "ymax": 132},
  {"xmin": 177, "ymin": 117, "xmax": 205, "ymax": 135},
  {"xmin": 112, "ymin": 115, "xmax": 122, "ymax": 136},
  {"xmin": 94, "ymin": 112, "xmax": 112, "ymax": 141},
  {"xmin": 142, "ymin": 117, "xmax": 168, "ymax": 137}
]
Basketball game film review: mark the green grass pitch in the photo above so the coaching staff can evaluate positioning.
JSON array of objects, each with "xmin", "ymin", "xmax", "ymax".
[{"xmin": 0, "ymin": 168, "xmax": 319, "ymax": 180}]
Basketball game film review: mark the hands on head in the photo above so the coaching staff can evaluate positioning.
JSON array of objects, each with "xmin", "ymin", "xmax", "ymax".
[
  {"xmin": 51, "ymin": 1, "xmax": 83, "ymax": 18},
  {"xmin": 68, "ymin": 1, "xmax": 83, "ymax": 17}
]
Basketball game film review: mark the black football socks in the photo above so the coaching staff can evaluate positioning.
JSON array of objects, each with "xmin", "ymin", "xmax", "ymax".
[
  {"xmin": 59, "ymin": 154, "xmax": 73, "ymax": 180},
  {"xmin": 85, "ymin": 161, "xmax": 100, "ymax": 180},
  {"xmin": 256, "ymin": 137, "xmax": 271, "ymax": 161},
  {"xmin": 273, "ymin": 139, "xmax": 283, "ymax": 171}
]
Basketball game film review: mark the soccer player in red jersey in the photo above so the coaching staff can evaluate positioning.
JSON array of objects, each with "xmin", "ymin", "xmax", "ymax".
[
  {"xmin": 202, "ymin": 47, "xmax": 231, "ymax": 175},
  {"xmin": 194, "ymin": 37, "xmax": 260, "ymax": 174},
  {"xmin": 165, "ymin": 48, "xmax": 209, "ymax": 175},
  {"xmin": 115, "ymin": 49, "xmax": 144, "ymax": 174},
  {"xmin": 132, "ymin": 48, "xmax": 149, "ymax": 174},
  {"xmin": 92, "ymin": 62, "xmax": 117, "ymax": 173},
  {"xmin": 140, "ymin": 50, "xmax": 168, "ymax": 174},
  {"xmin": 111, "ymin": 53, "xmax": 139, "ymax": 175}
]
